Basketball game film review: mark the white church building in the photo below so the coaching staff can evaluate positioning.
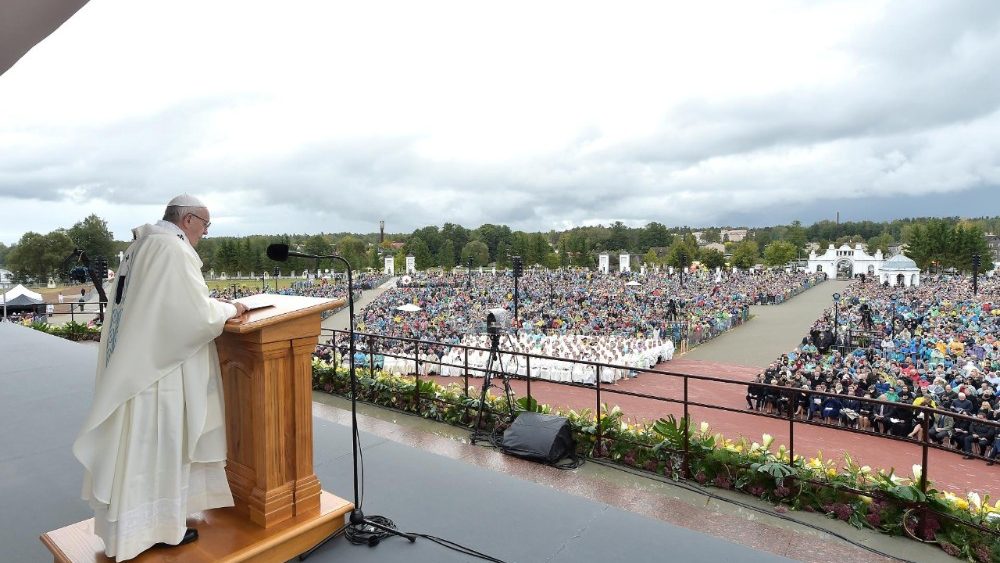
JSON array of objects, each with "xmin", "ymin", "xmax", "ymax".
[{"xmin": 807, "ymin": 243, "xmax": 921, "ymax": 287}]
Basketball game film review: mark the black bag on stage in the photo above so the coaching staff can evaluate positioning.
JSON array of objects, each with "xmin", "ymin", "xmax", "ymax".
[{"xmin": 501, "ymin": 412, "xmax": 576, "ymax": 466}]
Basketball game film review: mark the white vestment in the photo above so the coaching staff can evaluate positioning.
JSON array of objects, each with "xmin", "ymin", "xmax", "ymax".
[{"xmin": 73, "ymin": 221, "xmax": 237, "ymax": 561}]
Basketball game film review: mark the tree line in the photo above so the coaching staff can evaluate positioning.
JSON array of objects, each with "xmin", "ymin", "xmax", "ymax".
[{"xmin": 0, "ymin": 214, "xmax": 994, "ymax": 284}]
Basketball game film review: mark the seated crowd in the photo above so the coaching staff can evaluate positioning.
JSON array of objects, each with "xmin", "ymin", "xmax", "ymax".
[
  {"xmin": 750, "ymin": 274, "xmax": 1000, "ymax": 465},
  {"xmin": 323, "ymin": 268, "xmax": 821, "ymax": 383},
  {"xmin": 209, "ymin": 273, "xmax": 388, "ymax": 301}
]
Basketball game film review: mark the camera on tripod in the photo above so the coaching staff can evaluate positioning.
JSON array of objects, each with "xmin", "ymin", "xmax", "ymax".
[{"xmin": 486, "ymin": 308, "xmax": 510, "ymax": 337}]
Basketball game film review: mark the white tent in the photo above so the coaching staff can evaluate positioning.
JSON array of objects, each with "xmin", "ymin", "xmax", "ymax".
[
  {"xmin": 395, "ymin": 303, "xmax": 422, "ymax": 312},
  {"xmin": 2, "ymin": 284, "xmax": 43, "ymax": 303}
]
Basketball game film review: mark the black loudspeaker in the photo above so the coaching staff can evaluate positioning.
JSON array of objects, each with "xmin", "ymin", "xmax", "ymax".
[{"xmin": 501, "ymin": 412, "xmax": 575, "ymax": 464}]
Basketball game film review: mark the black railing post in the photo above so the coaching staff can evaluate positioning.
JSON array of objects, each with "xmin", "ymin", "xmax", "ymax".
[
  {"xmin": 526, "ymin": 355, "xmax": 532, "ymax": 408},
  {"xmin": 463, "ymin": 346, "xmax": 470, "ymax": 424},
  {"xmin": 463, "ymin": 347, "xmax": 470, "ymax": 398},
  {"xmin": 920, "ymin": 407, "xmax": 929, "ymax": 493},
  {"xmin": 683, "ymin": 375, "xmax": 690, "ymax": 479},
  {"xmin": 787, "ymin": 388, "xmax": 796, "ymax": 465},
  {"xmin": 596, "ymin": 365, "xmax": 602, "ymax": 457},
  {"xmin": 368, "ymin": 334, "xmax": 375, "ymax": 377},
  {"xmin": 413, "ymin": 340, "xmax": 421, "ymax": 414}
]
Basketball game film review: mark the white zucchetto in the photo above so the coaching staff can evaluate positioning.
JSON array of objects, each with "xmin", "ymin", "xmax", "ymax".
[{"xmin": 167, "ymin": 194, "xmax": 206, "ymax": 208}]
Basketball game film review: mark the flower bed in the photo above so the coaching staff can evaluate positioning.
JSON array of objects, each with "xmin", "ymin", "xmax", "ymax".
[
  {"xmin": 28, "ymin": 320, "xmax": 101, "ymax": 341},
  {"xmin": 312, "ymin": 359, "xmax": 1000, "ymax": 561}
]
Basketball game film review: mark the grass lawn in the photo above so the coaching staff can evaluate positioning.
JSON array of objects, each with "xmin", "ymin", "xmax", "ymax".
[{"xmin": 204, "ymin": 278, "xmax": 307, "ymax": 292}]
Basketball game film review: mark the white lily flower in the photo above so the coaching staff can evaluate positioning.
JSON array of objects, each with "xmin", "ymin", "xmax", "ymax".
[
  {"xmin": 700, "ymin": 421, "xmax": 710, "ymax": 434},
  {"xmin": 968, "ymin": 492, "xmax": 982, "ymax": 511},
  {"xmin": 911, "ymin": 464, "xmax": 922, "ymax": 482},
  {"xmin": 762, "ymin": 434, "xmax": 774, "ymax": 449}
]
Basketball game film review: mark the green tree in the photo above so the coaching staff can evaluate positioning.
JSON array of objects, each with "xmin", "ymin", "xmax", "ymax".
[
  {"xmin": 440, "ymin": 223, "xmax": 469, "ymax": 266},
  {"xmin": 473, "ymin": 224, "xmax": 513, "ymax": 263},
  {"xmin": 642, "ymin": 249, "xmax": 658, "ymax": 266},
  {"xmin": 495, "ymin": 241, "xmax": 511, "ymax": 268},
  {"xmin": 867, "ymin": 232, "xmax": 894, "ymax": 256},
  {"xmin": 785, "ymin": 220, "xmax": 807, "ymax": 251},
  {"xmin": 460, "ymin": 240, "xmax": 490, "ymax": 267},
  {"xmin": 730, "ymin": 240, "xmax": 760, "ymax": 269},
  {"xmin": 666, "ymin": 239, "xmax": 697, "ymax": 268},
  {"xmin": 700, "ymin": 248, "xmax": 726, "ymax": 269},
  {"xmin": 700, "ymin": 229, "xmax": 720, "ymax": 244},
  {"xmin": 213, "ymin": 239, "xmax": 239, "ymax": 273},
  {"xmin": 637, "ymin": 222, "xmax": 671, "ymax": 251},
  {"xmin": 607, "ymin": 221, "xmax": 631, "ymax": 251},
  {"xmin": 67, "ymin": 214, "xmax": 116, "ymax": 262},
  {"xmin": 437, "ymin": 239, "xmax": 456, "ymax": 269},
  {"xmin": 762, "ymin": 241, "xmax": 797, "ymax": 267},
  {"xmin": 405, "ymin": 236, "xmax": 433, "ymax": 270},
  {"xmin": 0, "ymin": 242, "xmax": 10, "ymax": 266},
  {"xmin": 336, "ymin": 235, "xmax": 367, "ymax": 272},
  {"xmin": 6, "ymin": 230, "xmax": 75, "ymax": 282}
]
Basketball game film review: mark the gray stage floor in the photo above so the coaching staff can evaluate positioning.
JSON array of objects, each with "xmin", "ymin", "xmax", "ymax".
[{"xmin": 0, "ymin": 322, "xmax": 790, "ymax": 562}]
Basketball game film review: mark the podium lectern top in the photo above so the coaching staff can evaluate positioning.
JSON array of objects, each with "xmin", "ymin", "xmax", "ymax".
[{"xmin": 224, "ymin": 294, "xmax": 344, "ymax": 334}]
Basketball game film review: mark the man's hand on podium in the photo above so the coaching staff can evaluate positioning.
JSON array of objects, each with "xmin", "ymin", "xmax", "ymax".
[{"xmin": 220, "ymin": 299, "xmax": 250, "ymax": 322}]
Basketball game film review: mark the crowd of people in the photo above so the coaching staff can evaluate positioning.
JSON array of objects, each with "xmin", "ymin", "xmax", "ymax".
[
  {"xmin": 316, "ymin": 269, "xmax": 823, "ymax": 383},
  {"xmin": 752, "ymin": 274, "xmax": 1000, "ymax": 465},
  {"xmin": 209, "ymin": 273, "xmax": 388, "ymax": 301},
  {"xmin": 359, "ymin": 269, "xmax": 822, "ymax": 343}
]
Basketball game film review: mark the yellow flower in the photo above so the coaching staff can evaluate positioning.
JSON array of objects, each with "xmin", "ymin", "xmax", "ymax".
[
  {"xmin": 806, "ymin": 457, "xmax": 824, "ymax": 470},
  {"xmin": 826, "ymin": 468, "xmax": 838, "ymax": 477}
]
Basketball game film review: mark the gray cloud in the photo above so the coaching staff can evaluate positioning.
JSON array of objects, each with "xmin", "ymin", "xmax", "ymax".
[{"xmin": 2, "ymin": 0, "xmax": 1000, "ymax": 241}]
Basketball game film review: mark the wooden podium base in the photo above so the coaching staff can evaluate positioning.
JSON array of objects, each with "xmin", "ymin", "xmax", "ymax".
[{"xmin": 40, "ymin": 491, "xmax": 352, "ymax": 563}]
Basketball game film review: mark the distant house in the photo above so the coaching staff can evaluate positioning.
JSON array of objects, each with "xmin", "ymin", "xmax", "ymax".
[
  {"xmin": 721, "ymin": 229, "xmax": 748, "ymax": 242},
  {"xmin": 700, "ymin": 242, "xmax": 726, "ymax": 253},
  {"xmin": 985, "ymin": 234, "xmax": 1000, "ymax": 266}
]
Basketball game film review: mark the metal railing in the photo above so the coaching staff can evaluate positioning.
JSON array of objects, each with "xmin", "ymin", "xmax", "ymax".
[
  {"xmin": 317, "ymin": 328, "xmax": 1000, "ymax": 542},
  {"xmin": 2, "ymin": 301, "xmax": 106, "ymax": 325}
]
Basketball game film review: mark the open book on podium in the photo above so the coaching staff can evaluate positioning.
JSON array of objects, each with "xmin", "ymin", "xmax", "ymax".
[{"xmin": 41, "ymin": 294, "xmax": 353, "ymax": 563}]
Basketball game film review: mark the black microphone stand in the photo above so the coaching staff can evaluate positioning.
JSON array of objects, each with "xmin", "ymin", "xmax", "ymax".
[{"xmin": 267, "ymin": 249, "xmax": 414, "ymax": 560}]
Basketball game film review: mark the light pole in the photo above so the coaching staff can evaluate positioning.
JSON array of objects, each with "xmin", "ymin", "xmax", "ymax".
[
  {"xmin": 889, "ymin": 296, "xmax": 897, "ymax": 338},
  {"xmin": 832, "ymin": 292, "xmax": 841, "ymax": 332},
  {"xmin": 679, "ymin": 252, "xmax": 686, "ymax": 288}
]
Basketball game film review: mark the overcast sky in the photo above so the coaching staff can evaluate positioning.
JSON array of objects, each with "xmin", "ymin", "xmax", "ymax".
[{"xmin": 1, "ymin": 0, "xmax": 999, "ymax": 244}]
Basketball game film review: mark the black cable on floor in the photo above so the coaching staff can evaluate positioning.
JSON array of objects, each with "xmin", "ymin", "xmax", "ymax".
[
  {"xmin": 345, "ymin": 395, "xmax": 509, "ymax": 562},
  {"xmin": 588, "ymin": 458, "xmax": 916, "ymax": 563},
  {"xmin": 340, "ymin": 514, "xmax": 509, "ymax": 562}
]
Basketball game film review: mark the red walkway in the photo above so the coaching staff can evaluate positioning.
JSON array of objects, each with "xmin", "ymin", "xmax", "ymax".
[{"xmin": 425, "ymin": 357, "xmax": 998, "ymax": 498}]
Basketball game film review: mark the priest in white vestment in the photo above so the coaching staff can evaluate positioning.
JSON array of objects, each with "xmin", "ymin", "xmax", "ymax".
[{"xmin": 73, "ymin": 195, "xmax": 248, "ymax": 561}]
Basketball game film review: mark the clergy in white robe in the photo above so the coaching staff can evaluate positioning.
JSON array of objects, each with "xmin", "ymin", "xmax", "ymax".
[{"xmin": 73, "ymin": 196, "xmax": 247, "ymax": 561}]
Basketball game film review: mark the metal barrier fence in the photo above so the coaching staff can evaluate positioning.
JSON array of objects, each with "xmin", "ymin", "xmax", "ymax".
[
  {"xmin": 2, "ymin": 301, "xmax": 106, "ymax": 324},
  {"xmin": 318, "ymin": 328, "xmax": 1000, "ymax": 542}
]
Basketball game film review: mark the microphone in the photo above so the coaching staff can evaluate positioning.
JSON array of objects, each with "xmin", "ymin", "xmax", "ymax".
[
  {"xmin": 266, "ymin": 243, "xmax": 290, "ymax": 261},
  {"xmin": 266, "ymin": 243, "xmax": 321, "ymax": 262}
]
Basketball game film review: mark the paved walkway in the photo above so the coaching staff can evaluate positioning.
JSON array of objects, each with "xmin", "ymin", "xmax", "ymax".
[
  {"xmin": 321, "ymin": 276, "xmax": 397, "ymax": 331},
  {"xmin": 683, "ymin": 279, "xmax": 853, "ymax": 368}
]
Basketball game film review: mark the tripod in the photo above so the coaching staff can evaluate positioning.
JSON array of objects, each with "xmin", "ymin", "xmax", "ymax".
[{"xmin": 470, "ymin": 332, "xmax": 516, "ymax": 445}]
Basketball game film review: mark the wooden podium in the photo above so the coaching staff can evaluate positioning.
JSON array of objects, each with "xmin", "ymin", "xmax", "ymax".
[{"xmin": 41, "ymin": 295, "xmax": 353, "ymax": 562}]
